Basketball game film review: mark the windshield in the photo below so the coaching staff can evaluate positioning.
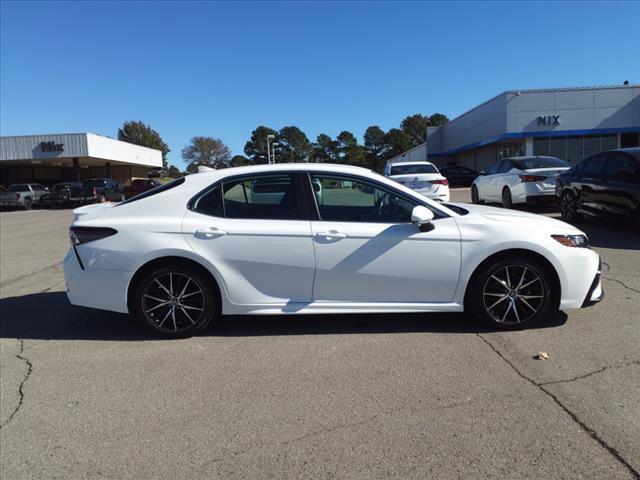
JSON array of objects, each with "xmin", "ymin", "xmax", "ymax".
[
  {"xmin": 515, "ymin": 157, "xmax": 569, "ymax": 169},
  {"xmin": 390, "ymin": 164, "xmax": 438, "ymax": 175},
  {"xmin": 8, "ymin": 184, "xmax": 29, "ymax": 191}
]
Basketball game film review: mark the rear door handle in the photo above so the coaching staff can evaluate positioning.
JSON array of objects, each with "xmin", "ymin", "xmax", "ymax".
[
  {"xmin": 195, "ymin": 227, "xmax": 227, "ymax": 238},
  {"xmin": 315, "ymin": 230, "xmax": 348, "ymax": 240}
]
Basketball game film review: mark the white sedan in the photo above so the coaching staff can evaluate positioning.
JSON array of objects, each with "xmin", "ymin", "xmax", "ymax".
[
  {"xmin": 472, "ymin": 156, "xmax": 570, "ymax": 208},
  {"xmin": 64, "ymin": 163, "xmax": 602, "ymax": 338},
  {"xmin": 384, "ymin": 161, "xmax": 450, "ymax": 202}
]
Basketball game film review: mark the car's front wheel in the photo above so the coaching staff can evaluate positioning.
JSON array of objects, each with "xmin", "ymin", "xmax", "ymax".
[
  {"xmin": 133, "ymin": 264, "xmax": 218, "ymax": 338},
  {"xmin": 560, "ymin": 190, "xmax": 581, "ymax": 223},
  {"xmin": 468, "ymin": 257, "xmax": 554, "ymax": 329},
  {"xmin": 471, "ymin": 185, "xmax": 480, "ymax": 204}
]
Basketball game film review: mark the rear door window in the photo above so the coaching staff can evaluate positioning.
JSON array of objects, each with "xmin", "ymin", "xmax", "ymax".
[
  {"xmin": 487, "ymin": 162, "xmax": 501, "ymax": 175},
  {"xmin": 222, "ymin": 174, "xmax": 300, "ymax": 220},
  {"xmin": 604, "ymin": 153, "xmax": 639, "ymax": 179},
  {"xmin": 497, "ymin": 161, "xmax": 514, "ymax": 173}
]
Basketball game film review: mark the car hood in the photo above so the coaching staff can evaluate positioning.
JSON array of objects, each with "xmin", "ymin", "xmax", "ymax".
[{"xmin": 448, "ymin": 202, "xmax": 583, "ymax": 234}]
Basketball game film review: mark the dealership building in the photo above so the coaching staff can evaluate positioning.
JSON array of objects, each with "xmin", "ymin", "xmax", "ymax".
[
  {"xmin": 0, "ymin": 133, "xmax": 163, "ymax": 187},
  {"xmin": 389, "ymin": 84, "xmax": 640, "ymax": 171}
]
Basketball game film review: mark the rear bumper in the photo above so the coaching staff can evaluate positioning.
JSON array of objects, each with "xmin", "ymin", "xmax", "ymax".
[
  {"xmin": 0, "ymin": 200, "xmax": 24, "ymax": 207},
  {"xmin": 414, "ymin": 188, "xmax": 450, "ymax": 202},
  {"xmin": 63, "ymin": 248, "xmax": 130, "ymax": 313},
  {"xmin": 525, "ymin": 194, "xmax": 558, "ymax": 205}
]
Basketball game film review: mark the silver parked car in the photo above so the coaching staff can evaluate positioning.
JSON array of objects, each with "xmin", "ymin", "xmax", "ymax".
[{"xmin": 0, "ymin": 183, "xmax": 48, "ymax": 210}]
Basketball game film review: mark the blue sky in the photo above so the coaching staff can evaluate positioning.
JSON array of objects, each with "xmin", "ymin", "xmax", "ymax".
[{"xmin": 1, "ymin": 1, "xmax": 639, "ymax": 168}]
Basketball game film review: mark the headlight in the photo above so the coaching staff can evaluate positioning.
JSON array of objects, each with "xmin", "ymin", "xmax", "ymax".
[{"xmin": 551, "ymin": 234, "xmax": 589, "ymax": 248}]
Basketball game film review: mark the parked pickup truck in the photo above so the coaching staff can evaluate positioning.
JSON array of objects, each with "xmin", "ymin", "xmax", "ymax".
[
  {"xmin": 0, "ymin": 183, "xmax": 48, "ymax": 209},
  {"xmin": 41, "ymin": 178, "xmax": 123, "ymax": 207},
  {"xmin": 122, "ymin": 178, "xmax": 160, "ymax": 200}
]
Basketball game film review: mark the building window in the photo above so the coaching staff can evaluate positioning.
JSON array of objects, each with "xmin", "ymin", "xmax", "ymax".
[
  {"xmin": 497, "ymin": 141, "xmax": 524, "ymax": 159},
  {"xmin": 601, "ymin": 134, "xmax": 617, "ymax": 152},
  {"xmin": 583, "ymin": 135, "xmax": 600, "ymax": 159},
  {"xmin": 533, "ymin": 137, "xmax": 549, "ymax": 156},
  {"xmin": 566, "ymin": 136, "xmax": 583, "ymax": 164},
  {"xmin": 549, "ymin": 137, "xmax": 566, "ymax": 160}
]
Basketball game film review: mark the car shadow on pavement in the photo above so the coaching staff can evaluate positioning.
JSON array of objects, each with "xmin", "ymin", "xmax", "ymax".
[{"xmin": 1, "ymin": 291, "xmax": 568, "ymax": 341}]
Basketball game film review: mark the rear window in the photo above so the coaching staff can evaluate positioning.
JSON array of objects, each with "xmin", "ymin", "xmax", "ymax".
[
  {"xmin": 51, "ymin": 183, "xmax": 79, "ymax": 191},
  {"xmin": 390, "ymin": 164, "xmax": 438, "ymax": 175},
  {"xmin": 8, "ymin": 184, "xmax": 29, "ymax": 191},
  {"xmin": 117, "ymin": 178, "xmax": 185, "ymax": 206},
  {"xmin": 514, "ymin": 157, "xmax": 569, "ymax": 169},
  {"xmin": 84, "ymin": 179, "xmax": 107, "ymax": 187}
]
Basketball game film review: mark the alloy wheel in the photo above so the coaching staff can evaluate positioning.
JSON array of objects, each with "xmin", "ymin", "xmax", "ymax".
[
  {"xmin": 142, "ymin": 272, "xmax": 206, "ymax": 333},
  {"xmin": 561, "ymin": 191, "xmax": 577, "ymax": 221},
  {"xmin": 482, "ymin": 265, "xmax": 545, "ymax": 325}
]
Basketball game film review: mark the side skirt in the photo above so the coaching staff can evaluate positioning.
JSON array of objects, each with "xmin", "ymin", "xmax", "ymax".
[{"xmin": 222, "ymin": 302, "xmax": 465, "ymax": 315}]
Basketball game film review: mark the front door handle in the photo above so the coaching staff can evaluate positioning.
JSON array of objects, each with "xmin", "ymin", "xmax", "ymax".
[
  {"xmin": 195, "ymin": 227, "xmax": 227, "ymax": 238},
  {"xmin": 315, "ymin": 230, "xmax": 348, "ymax": 240}
]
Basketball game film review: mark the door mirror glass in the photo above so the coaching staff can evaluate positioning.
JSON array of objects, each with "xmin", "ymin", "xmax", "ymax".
[{"xmin": 411, "ymin": 206, "xmax": 435, "ymax": 231}]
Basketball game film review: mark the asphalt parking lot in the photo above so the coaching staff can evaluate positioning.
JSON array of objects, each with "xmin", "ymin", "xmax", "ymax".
[{"xmin": 1, "ymin": 191, "xmax": 639, "ymax": 480}]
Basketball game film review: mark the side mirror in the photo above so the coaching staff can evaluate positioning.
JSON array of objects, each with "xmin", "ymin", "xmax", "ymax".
[
  {"xmin": 411, "ymin": 206, "xmax": 435, "ymax": 232},
  {"xmin": 479, "ymin": 170, "xmax": 487, "ymax": 176}
]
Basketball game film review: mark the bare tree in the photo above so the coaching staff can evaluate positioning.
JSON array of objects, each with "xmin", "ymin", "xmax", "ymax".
[{"xmin": 182, "ymin": 136, "xmax": 232, "ymax": 170}]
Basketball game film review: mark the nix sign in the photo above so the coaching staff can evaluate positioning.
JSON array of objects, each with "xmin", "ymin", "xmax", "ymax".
[
  {"xmin": 537, "ymin": 115, "xmax": 560, "ymax": 127},
  {"xmin": 40, "ymin": 141, "xmax": 64, "ymax": 152}
]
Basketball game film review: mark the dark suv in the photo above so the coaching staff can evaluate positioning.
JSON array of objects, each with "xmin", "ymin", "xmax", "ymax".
[
  {"xmin": 555, "ymin": 148, "xmax": 640, "ymax": 223},
  {"xmin": 42, "ymin": 178, "xmax": 123, "ymax": 207}
]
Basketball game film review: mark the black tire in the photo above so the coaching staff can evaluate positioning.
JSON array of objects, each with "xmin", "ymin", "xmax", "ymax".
[
  {"xmin": 133, "ymin": 264, "xmax": 218, "ymax": 338},
  {"xmin": 97, "ymin": 194, "xmax": 106, "ymax": 204},
  {"xmin": 501, "ymin": 187, "xmax": 513, "ymax": 209},
  {"xmin": 471, "ymin": 185, "xmax": 480, "ymax": 204},
  {"xmin": 23, "ymin": 198, "xmax": 32, "ymax": 210},
  {"xmin": 560, "ymin": 190, "xmax": 581, "ymax": 223},
  {"xmin": 467, "ymin": 256, "xmax": 554, "ymax": 330}
]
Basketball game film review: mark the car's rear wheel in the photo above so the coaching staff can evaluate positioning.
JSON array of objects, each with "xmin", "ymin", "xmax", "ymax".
[
  {"xmin": 468, "ymin": 257, "xmax": 553, "ymax": 329},
  {"xmin": 501, "ymin": 187, "xmax": 513, "ymax": 209},
  {"xmin": 471, "ymin": 185, "xmax": 480, "ymax": 204},
  {"xmin": 133, "ymin": 265, "xmax": 217, "ymax": 338},
  {"xmin": 560, "ymin": 190, "xmax": 581, "ymax": 223},
  {"xmin": 23, "ymin": 198, "xmax": 32, "ymax": 210},
  {"xmin": 97, "ymin": 194, "xmax": 106, "ymax": 204}
]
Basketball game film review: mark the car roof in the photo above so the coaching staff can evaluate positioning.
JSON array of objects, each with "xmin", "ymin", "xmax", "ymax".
[
  {"xmin": 612, "ymin": 147, "xmax": 640, "ymax": 160},
  {"xmin": 387, "ymin": 161, "xmax": 435, "ymax": 166},
  {"xmin": 503, "ymin": 156, "xmax": 561, "ymax": 161}
]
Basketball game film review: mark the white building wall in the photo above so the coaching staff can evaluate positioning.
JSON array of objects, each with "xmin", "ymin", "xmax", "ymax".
[{"xmin": 87, "ymin": 133, "xmax": 162, "ymax": 167}]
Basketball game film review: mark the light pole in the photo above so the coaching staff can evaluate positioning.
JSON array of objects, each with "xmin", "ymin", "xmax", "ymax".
[
  {"xmin": 266, "ymin": 134, "xmax": 275, "ymax": 164},
  {"xmin": 272, "ymin": 142, "xmax": 279, "ymax": 163}
]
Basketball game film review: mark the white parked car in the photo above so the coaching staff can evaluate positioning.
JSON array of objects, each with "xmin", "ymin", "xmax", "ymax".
[
  {"xmin": 64, "ymin": 163, "xmax": 602, "ymax": 338},
  {"xmin": 471, "ymin": 156, "xmax": 570, "ymax": 208},
  {"xmin": 384, "ymin": 161, "xmax": 450, "ymax": 202}
]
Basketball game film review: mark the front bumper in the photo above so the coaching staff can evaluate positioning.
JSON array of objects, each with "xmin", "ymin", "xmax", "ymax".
[{"xmin": 582, "ymin": 260, "xmax": 604, "ymax": 307}]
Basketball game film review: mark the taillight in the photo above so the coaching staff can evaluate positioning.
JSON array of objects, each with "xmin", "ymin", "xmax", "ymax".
[
  {"xmin": 92, "ymin": 187, "xmax": 97, "ymax": 196},
  {"xmin": 15, "ymin": 193, "xmax": 20, "ymax": 200},
  {"xmin": 432, "ymin": 178, "xmax": 449, "ymax": 186},
  {"xmin": 519, "ymin": 175, "xmax": 546, "ymax": 183},
  {"xmin": 69, "ymin": 226, "xmax": 117, "ymax": 245}
]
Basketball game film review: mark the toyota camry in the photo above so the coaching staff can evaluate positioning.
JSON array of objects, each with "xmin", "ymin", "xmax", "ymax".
[{"xmin": 64, "ymin": 164, "xmax": 603, "ymax": 338}]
